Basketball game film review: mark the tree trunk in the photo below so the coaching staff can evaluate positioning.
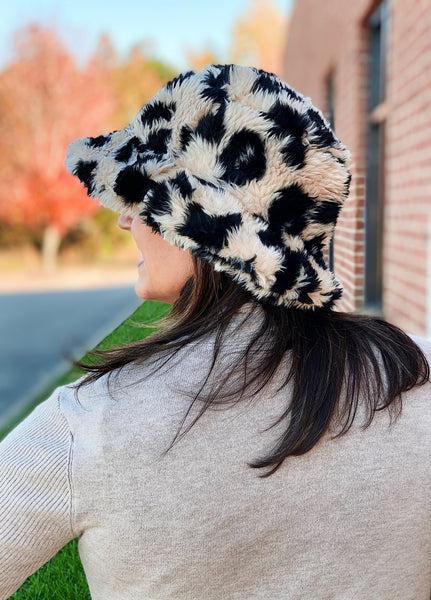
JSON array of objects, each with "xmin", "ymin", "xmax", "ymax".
[{"xmin": 42, "ymin": 224, "xmax": 61, "ymax": 272}]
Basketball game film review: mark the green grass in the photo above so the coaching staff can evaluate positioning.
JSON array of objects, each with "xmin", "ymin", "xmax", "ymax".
[
  {"xmin": 7, "ymin": 540, "xmax": 91, "ymax": 600},
  {"xmin": 2, "ymin": 299, "xmax": 171, "ymax": 600}
]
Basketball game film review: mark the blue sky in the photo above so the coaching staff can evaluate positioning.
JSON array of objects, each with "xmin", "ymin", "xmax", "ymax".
[{"xmin": 1, "ymin": 0, "xmax": 293, "ymax": 71}]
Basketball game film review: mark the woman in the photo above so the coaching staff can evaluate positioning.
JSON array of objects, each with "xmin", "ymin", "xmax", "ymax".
[{"xmin": 1, "ymin": 64, "xmax": 430, "ymax": 600}]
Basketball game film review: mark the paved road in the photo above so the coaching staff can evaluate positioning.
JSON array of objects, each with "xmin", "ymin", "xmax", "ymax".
[{"xmin": 0, "ymin": 287, "xmax": 142, "ymax": 425}]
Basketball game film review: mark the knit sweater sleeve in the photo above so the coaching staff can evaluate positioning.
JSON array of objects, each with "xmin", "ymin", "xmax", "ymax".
[{"xmin": 0, "ymin": 387, "xmax": 75, "ymax": 599}]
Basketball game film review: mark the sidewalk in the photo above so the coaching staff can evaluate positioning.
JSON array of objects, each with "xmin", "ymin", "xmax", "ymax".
[{"xmin": 0, "ymin": 261, "xmax": 139, "ymax": 293}]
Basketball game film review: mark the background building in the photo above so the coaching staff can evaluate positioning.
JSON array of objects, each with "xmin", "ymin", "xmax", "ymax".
[{"xmin": 283, "ymin": 0, "xmax": 431, "ymax": 336}]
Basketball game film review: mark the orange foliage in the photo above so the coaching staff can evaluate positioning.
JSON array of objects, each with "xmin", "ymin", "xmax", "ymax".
[
  {"xmin": 0, "ymin": 25, "xmax": 116, "ymax": 237},
  {"xmin": 111, "ymin": 46, "xmax": 170, "ymax": 125},
  {"xmin": 230, "ymin": 0, "xmax": 288, "ymax": 75},
  {"xmin": 185, "ymin": 47, "xmax": 221, "ymax": 72},
  {"xmin": 95, "ymin": 36, "xmax": 176, "ymax": 127}
]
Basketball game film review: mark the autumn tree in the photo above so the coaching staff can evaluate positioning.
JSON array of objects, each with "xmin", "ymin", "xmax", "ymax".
[
  {"xmin": 0, "ymin": 25, "xmax": 116, "ymax": 270},
  {"xmin": 185, "ymin": 47, "xmax": 221, "ymax": 72},
  {"xmin": 95, "ymin": 35, "xmax": 176, "ymax": 126},
  {"xmin": 230, "ymin": 0, "xmax": 288, "ymax": 75}
]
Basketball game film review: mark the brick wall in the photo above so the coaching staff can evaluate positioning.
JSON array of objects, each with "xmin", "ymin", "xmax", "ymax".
[
  {"xmin": 384, "ymin": 0, "xmax": 431, "ymax": 335},
  {"xmin": 282, "ymin": 0, "xmax": 431, "ymax": 336}
]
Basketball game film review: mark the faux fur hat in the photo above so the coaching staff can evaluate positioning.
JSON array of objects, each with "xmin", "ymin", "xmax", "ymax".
[{"xmin": 66, "ymin": 64, "xmax": 351, "ymax": 310}]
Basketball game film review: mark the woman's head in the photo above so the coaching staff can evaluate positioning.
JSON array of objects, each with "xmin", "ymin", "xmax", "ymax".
[{"xmin": 66, "ymin": 64, "xmax": 351, "ymax": 311}]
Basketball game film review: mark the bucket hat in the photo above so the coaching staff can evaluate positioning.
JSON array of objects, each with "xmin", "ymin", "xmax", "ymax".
[{"xmin": 66, "ymin": 64, "xmax": 351, "ymax": 310}]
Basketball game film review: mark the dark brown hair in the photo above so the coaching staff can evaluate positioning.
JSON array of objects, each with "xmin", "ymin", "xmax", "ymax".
[{"xmin": 72, "ymin": 257, "xmax": 430, "ymax": 477}]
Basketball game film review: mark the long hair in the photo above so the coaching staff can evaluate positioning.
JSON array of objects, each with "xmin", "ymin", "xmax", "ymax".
[{"xmin": 72, "ymin": 257, "xmax": 430, "ymax": 478}]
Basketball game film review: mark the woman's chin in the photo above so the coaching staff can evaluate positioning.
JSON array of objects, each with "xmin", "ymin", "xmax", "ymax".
[{"xmin": 134, "ymin": 280, "xmax": 150, "ymax": 300}]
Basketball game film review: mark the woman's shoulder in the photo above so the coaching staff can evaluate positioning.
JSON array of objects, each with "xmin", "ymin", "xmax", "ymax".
[
  {"xmin": 56, "ymin": 367, "xmax": 158, "ymax": 452},
  {"xmin": 407, "ymin": 333, "xmax": 431, "ymax": 370},
  {"xmin": 56, "ymin": 308, "xmax": 263, "ymax": 429},
  {"xmin": 59, "ymin": 364, "xmax": 146, "ymax": 416},
  {"xmin": 57, "ymin": 350, "xmax": 207, "ymax": 432}
]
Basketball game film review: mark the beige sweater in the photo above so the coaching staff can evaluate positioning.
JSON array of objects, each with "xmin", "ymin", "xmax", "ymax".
[{"xmin": 1, "ymin": 310, "xmax": 431, "ymax": 600}]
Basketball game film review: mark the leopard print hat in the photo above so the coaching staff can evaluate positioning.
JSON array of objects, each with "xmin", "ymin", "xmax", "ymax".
[{"xmin": 66, "ymin": 64, "xmax": 351, "ymax": 310}]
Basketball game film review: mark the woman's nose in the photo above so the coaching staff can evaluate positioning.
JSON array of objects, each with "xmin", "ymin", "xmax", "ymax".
[{"xmin": 117, "ymin": 211, "xmax": 133, "ymax": 230}]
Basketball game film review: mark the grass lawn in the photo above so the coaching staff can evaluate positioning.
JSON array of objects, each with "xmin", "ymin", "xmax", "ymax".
[{"xmin": 1, "ymin": 299, "xmax": 171, "ymax": 600}]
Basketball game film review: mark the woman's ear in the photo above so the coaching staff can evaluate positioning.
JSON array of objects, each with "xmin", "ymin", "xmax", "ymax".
[{"xmin": 117, "ymin": 211, "xmax": 133, "ymax": 231}]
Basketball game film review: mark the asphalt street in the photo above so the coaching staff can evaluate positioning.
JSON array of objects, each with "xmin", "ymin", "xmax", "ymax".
[{"xmin": 0, "ymin": 287, "xmax": 142, "ymax": 425}]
